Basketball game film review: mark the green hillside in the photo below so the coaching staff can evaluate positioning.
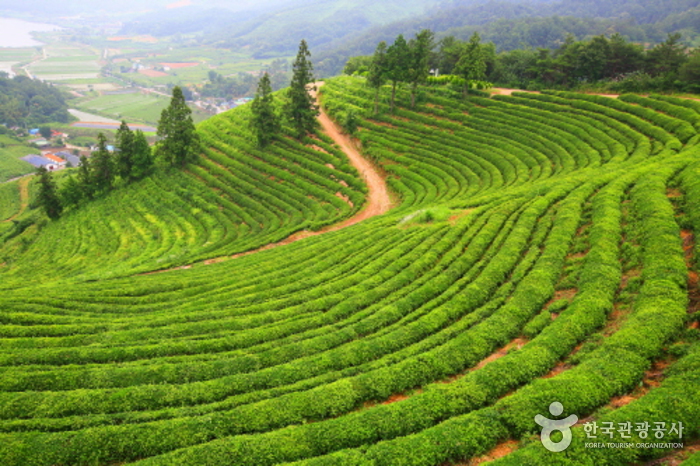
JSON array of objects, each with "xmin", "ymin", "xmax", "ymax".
[
  {"xmin": 0, "ymin": 180, "xmax": 22, "ymax": 222},
  {"xmin": 0, "ymin": 135, "xmax": 37, "ymax": 183},
  {"xmin": 0, "ymin": 77, "xmax": 699, "ymax": 465},
  {"xmin": 0, "ymin": 99, "xmax": 366, "ymax": 285}
]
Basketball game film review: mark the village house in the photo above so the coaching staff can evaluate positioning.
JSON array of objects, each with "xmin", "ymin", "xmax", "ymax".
[
  {"xmin": 42, "ymin": 153, "xmax": 68, "ymax": 168},
  {"xmin": 21, "ymin": 154, "xmax": 59, "ymax": 171}
]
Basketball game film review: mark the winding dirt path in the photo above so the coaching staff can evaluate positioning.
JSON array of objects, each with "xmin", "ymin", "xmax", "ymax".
[
  {"xmin": 143, "ymin": 82, "xmax": 393, "ymax": 274},
  {"xmin": 312, "ymin": 81, "xmax": 392, "ymax": 227},
  {"xmin": 3, "ymin": 177, "xmax": 30, "ymax": 223},
  {"xmin": 492, "ymin": 87, "xmax": 620, "ymax": 98}
]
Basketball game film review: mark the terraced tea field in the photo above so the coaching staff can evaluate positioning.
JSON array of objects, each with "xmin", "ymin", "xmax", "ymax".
[{"xmin": 0, "ymin": 77, "xmax": 699, "ymax": 466}]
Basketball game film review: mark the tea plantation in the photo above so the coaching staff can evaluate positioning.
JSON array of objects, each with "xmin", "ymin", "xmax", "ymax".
[{"xmin": 0, "ymin": 77, "xmax": 698, "ymax": 465}]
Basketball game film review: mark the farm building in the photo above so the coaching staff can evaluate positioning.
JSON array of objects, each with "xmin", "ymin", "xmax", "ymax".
[
  {"xmin": 64, "ymin": 154, "xmax": 81, "ymax": 167},
  {"xmin": 21, "ymin": 155, "xmax": 59, "ymax": 170},
  {"xmin": 29, "ymin": 138, "xmax": 49, "ymax": 147},
  {"xmin": 42, "ymin": 153, "xmax": 67, "ymax": 168}
]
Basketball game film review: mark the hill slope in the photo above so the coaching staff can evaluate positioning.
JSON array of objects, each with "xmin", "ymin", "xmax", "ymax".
[
  {"xmin": 0, "ymin": 78, "xmax": 699, "ymax": 465},
  {"xmin": 0, "ymin": 95, "xmax": 367, "ymax": 286}
]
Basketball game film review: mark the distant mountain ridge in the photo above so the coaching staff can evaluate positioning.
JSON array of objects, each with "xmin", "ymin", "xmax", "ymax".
[{"xmin": 204, "ymin": 0, "xmax": 450, "ymax": 57}]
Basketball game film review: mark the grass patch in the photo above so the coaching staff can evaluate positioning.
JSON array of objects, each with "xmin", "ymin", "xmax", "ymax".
[{"xmin": 399, "ymin": 206, "xmax": 454, "ymax": 226}]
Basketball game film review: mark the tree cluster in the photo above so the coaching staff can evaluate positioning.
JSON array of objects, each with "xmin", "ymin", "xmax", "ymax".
[
  {"xmin": 490, "ymin": 32, "xmax": 697, "ymax": 92},
  {"xmin": 202, "ymin": 60, "xmax": 289, "ymax": 99},
  {"xmin": 360, "ymin": 30, "xmax": 488, "ymax": 112},
  {"xmin": 250, "ymin": 39, "xmax": 319, "ymax": 145},
  {"xmin": 349, "ymin": 29, "xmax": 700, "ymax": 95},
  {"xmin": 37, "ymin": 123, "xmax": 152, "ymax": 220},
  {"xmin": 54, "ymin": 126, "xmax": 153, "ymax": 216},
  {"xmin": 38, "ymin": 86, "xmax": 213, "ymax": 220}
]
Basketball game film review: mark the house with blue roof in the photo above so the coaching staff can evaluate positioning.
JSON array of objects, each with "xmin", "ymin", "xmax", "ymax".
[{"xmin": 21, "ymin": 155, "xmax": 59, "ymax": 171}]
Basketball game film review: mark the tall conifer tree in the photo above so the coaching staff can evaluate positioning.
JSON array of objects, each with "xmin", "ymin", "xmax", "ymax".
[
  {"xmin": 157, "ymin": 86, "xmax": 200, "ymax": 167},
  {"xmin": 367, "ymin": 41, "xmax": 388, "ymax": 115},
  {"xmin": 131, "ymin": 130, "xmax": 153, "ymax": 180},
  {"xmin": 115, "ymin": 120, "xmax": 135, "ymax": 181},
  {"xmin": 250, "ymin": 72, "xmax": 280, "ymax": 147},
  {"xmin": 285, "ymin": 39, "xmax": 319, "ymax": 139},
  {"xmin": 36, "ymin": 166, "xmax": 62, "ymax": 219},
  {"xmin": 77, "ymin": 155, "xmax": 94, "ymax": 200},
  {"xmin": 407, "ymin": 30, "xmax": 435, "ymax": 108},
  {"xmin": 91, "ymin": 133, "xmax": 115, "ymax": 193},
  {"xmin": 386, "ymin": 35, "xmax": 410, "ymax": 113}
]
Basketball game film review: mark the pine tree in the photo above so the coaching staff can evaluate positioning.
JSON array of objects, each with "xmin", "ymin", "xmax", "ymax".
[
  {"xmin": 36, "ymin": 166, "xmax": 62, "ymax": 219},
  {"xmin": 157, "ymin": 86, "xmax": 200, "ymax": 167},
  {"xmin": 367, "ymin": 41, "xmax": 388, "ymax": 115},
  {"xmin": 407, "ymin": 29, "xmax": 435, "ymax": 108},
  {"xmin": 455, "ymin": 32, "xmax": 487, "ymax": 96},
  {"xmin": 60, "ymin": 175, "xmax": 84, "ymax": 208},
  {"xmin": 646, "ymin": 33, "xmax": 688, "ymax": 86},
  {"xmin": 91, "ymin": 133, "xmax": 115, "ymax": 193},
  {"xmin": 250, "ymin": 72, "xmax": 280, "ymax": 147},
  {"xmin": 115, "ymin": 120, "xmax": 134, "ymax": 181},
  {"xmin": 386, "ymin": 35, "xmax": 410, "ymax": 113},
  {"xmin": 285, "ymin": 39, "xmax": 319, "ymax": 139},
  {"xmin": 131, "ymin": 130, "xmax": 153, "ymax": 180},
  {"xmin": 77, "ymin": 155, "xmax": 94, "ymax": 200}
]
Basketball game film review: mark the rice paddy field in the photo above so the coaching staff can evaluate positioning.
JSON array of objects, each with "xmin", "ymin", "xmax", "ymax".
[{"xmin": 0, "ymin": 77, "xmax": 699, "ymax": 465}]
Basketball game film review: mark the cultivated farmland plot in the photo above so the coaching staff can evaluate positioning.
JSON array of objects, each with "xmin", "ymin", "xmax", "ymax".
[
  {"xmin": 0, "ymin": 77, "xmax": 698, "ymax": 466},
  {"xmin": 74, "ymin": 92, "xmax": 209, "ymax": 125},
  {"xmin": 27, "ymin": 44, "xmax": 101, "ymax": 81}
]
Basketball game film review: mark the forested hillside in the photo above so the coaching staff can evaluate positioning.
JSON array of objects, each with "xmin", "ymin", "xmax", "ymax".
[
  {"xmin": 313, "ymin": 0, "xmax": 700, "ymax": 76},
  {"xmin": 0, "ymin": 75, "xmax": 70, "ymax": 127}
]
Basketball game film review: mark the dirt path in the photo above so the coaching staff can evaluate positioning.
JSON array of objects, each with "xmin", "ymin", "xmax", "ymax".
[
  {"xmin": 492, "ymin": 87, "xmax": 621, "ymax": 98},
  {"xmin": 312, "ymin": 81, "xmax": 392, "ymax": 227},
  {"xmin": 142, "ymin": 82, "xmax": 393, "ymax": 274},
  {"xmin": 492, "ymin": 88, "xmax": 540, "ymax": 96},
  {"xmin": 21, "ymin": 47, "xmax": 47, "ymax": 79},
  {"xmin": 3, "ymin": 177, "xmax": 30, "ymax": 223}
]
